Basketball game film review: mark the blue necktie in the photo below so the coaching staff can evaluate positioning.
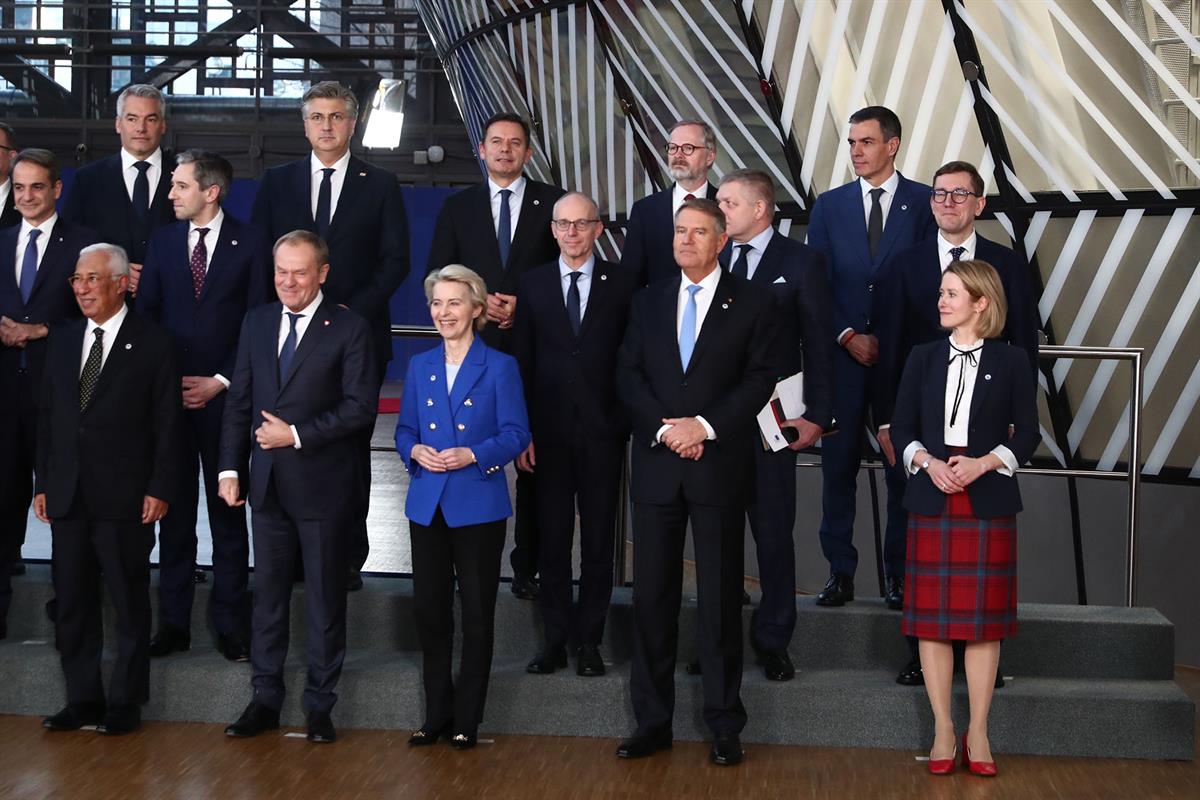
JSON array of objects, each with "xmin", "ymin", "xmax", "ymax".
[
  {"xmin": 731, "ymin": 243, "xmax": 751, "ymax": 280},
  {"xmin": 497, "ymin": 188, "xmax": 512, "ymax": 269},
  {"xmin": 566, "ymin": 271, "xmax": 582, "ymax": 336},
  {"xmin": 679, "ymin": 284, "xmax": 701, "ymax": 371},
  {"xmin": 315, "ymin": 168, "xmax": 334, "ymax": 239},
  {"xmin": 278, "ymin": 312, "xmax": 301, "ymax": 381},
  {"xmin": 18, "ymin": 229, "xmax": 40, "ymax": 303},
  {"xmin": 132, "ymin": 161, "xmax": 151, "ymax": 224}
]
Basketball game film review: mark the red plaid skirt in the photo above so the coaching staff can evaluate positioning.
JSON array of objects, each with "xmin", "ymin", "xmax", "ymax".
[{"xmin": 901, "ymin": 463, "xmax": 1018, "ymax": 642}]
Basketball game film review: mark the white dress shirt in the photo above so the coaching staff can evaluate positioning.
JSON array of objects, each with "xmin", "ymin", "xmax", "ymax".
[
  {"xmin": 488, "ymin": 175, "xmax": 526, "ymax": 242},
  {"xmin": 654, "ymin": 266, "xmax": 721, "ymax": 444},
  {"xmin": 121, "ymin": 148, "xmax": 163, "ymax": 207},
  {"xmin": 937, "ymin": 229, "xmax": 977, "ymax": 272},
  {"xmin": 309, "ymin": 151, "xmax": 351, "ymax": 222},
  {"xmin": 728, "ymin": 226, "xmax": 774, "ymax": 281},
  {"xmin": 671, "ymin": 181, "xmax": 710, "ymax": 218},
  {"xmin": 188, "ymin": 208, "xmax": 223, "ymax": 272},
  {"xmin": 14, "ymin": 214, "xmax": 57, "ymax": 288},
  {"xmin": 560, "ymin": 255, "xmax": 595, "ymax": 319},
  {"xmin": 80, "ymin": 302, "xmax": 129, "ymax": 376}
]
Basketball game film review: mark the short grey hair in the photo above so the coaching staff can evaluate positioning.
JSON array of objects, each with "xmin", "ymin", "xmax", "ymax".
[
  {"xmin": 669, "ymin": 119, "xmax": 716, "ymax": 151},
  {"xmin": 175, "ymin": 149, "xmax": 232, "ymax": 202},
  {"xmin": 78, "ymin": 243, "xmax": 131, "ymax": 277},
  {"xmin": 674, "ymin": 197, "xmax": 726, "ymax": 234},
  {"xmin": 424, "ymin": 265, "xmax": 489, "ymax": 331},
  {"xmin": 116, "ymin": 84, "xmax": 166, "ymax": 118},
  {"xmin": 552, "ymin": 191, "xmax": 599, "ymax": 218},
  {"xmin": 302, "ymin": 81, "xmax": 359, "ymax": 119}
]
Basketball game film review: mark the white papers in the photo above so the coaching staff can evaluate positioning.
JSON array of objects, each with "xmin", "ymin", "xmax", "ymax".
[{"xmin": 757, "ymin": 372, "xmax": 806, "ymax": 452}]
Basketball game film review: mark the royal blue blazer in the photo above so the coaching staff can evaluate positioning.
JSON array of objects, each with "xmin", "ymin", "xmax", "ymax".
[{"xmin": 395, "ymin": 336, "xmax": 531, "ymax": 527}]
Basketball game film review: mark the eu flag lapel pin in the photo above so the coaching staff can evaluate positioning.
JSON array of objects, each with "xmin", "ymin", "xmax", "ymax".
[
  {"xmin": 124, "ymin": 343, "xmax": 132, "ymax": 350},
  {"xmin": 324, "ymin": 319, "xmax": 331, "ymax": 326},
  {"xmin": 231, "ymin": 240, "xmax": 239, "ymax": 246},
  {"xmin": 900, "ymin": 204, "xmax": 908, "ymax": 211}
]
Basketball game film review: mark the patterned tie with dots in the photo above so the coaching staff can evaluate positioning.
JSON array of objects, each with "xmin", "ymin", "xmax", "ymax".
[
  {"xmin": 79, "ymin": 328, "xmax": 104, "ymax": 411},
  {"xmin": 190, "ymin": 227, "xmax": 209, "ymax": 299}
]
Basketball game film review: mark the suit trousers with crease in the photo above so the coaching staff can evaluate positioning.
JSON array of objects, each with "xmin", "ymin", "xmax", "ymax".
[
  {"xmin": 347, "ymin": 366, "xmax": 384, "ymax": 574},
  {"xmin": 0, "ymin": 369, "xmax": 37, "ymax": 629},
  {"xmin": 409, "ymin": 508, "xmax": 506, "ymax": 736},
  {"xmin": 747, "ymin": 444, "xmax": 798, "ymax": 652}
]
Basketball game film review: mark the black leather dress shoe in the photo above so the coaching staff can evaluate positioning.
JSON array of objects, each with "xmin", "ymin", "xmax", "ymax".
[
  {"xmin": 710, "ymin": 734, "xmax": 743, "ymax": 766},
  {"xmin": 527, "ymin": 644, "xmax": 568, "ymax": 674},
  {"xmin": 449, "ymin": 732, "xmax": 477, "ymax": 750},
  {"xmin": 98, "ymin": 705, "xmax": 141, "ymax": 736},
  {"xmin": 43, "ymin": 703, "xmax": 105, "ymax": 731},
  {"xmin": 510, "ymin": 575, "xmax": 540, "ymax": 600},
  {"xmin": 149, "ymin": 625, "xmax": 190, "ymax": 658},
  {"xmin": 346, "ymin": 572, "xmax": 364, "ymax": 592},
  {"xmin": 896, "ymin": 657, "xmax": 924, "ymax": 686},
  {"xmin": 760, "ymin": 650, "xmax": 795, "ymax": 681},
  {"xmin": 995, "ymin": 670, "xmax": 1006, "ymax": 689},
  {"xmin": 576, "ymin": 644, "xmax": 605, "ymax": 677},
  {"xmin": 884, "ymin": 576, "xmax": 904, "ymax": 610},
  {"xmin": 408, "ymin": 723, "xmax": 449, "ymax": 747},
  {"xmin": 307, "ymin": 711, "xmax": 336, "ymax": 743},
  {"xmin": 616, "ymin": 728, "xmax": 672, "ymax": 759},
  {"xmin": 218, "ymin": 633, "xmax": 250, "ymax": 663},
  {"xmin": 815, "ymin": 574, "xmax": 854, "ymax": 607},
  {"xmin": 225, "ymin": 702, "xmax": 280, "ymax": 738}
]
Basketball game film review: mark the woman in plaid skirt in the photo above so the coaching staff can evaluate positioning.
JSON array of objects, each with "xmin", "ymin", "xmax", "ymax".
[{"xmin": 890, "ymin": 260, "xmax": 1039, "ymax": 777}]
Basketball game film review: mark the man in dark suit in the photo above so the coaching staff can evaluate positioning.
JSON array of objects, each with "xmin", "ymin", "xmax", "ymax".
[
  {"xmin": 621, "ymin": 119, "xmax": 720, "ymax": 286},
  {"xmin": 0, "ymin": 122, "xmax": 19, "ymax": 229},
  {"xmin": 615, "ymin": 199, "xmax": 777, "ymax": 766},
  {"xmin": 137, "ymin": 149, "xmax": 273, "ymax": 662},
  {"xmin": 426, "ymin": 111, "xmax": 564, "ymax": 600},
  {"xmin": 34, "ymin": 242, "xmax": 183, "ymax": 736},
  {"xmin": 251, "ymin": 81, "xmax": 410, "ymax": 589},
  {"xmin": 0, "ymin": 149, "xmax": 98, "ymax": 634},
  {"xmin": 715, "ymin": 169, "xmax": 834, "ymax": 681},
  {"xmin": 806, "ymin": 106, "xmax": 936, "ymax": 612},
  {"xmin": 218, "ymin": 230, "xmax": 377, "ymax": 745},
  {"xmin": 513, "ymin": 191, "xmax": 636, "ymax": 677},
  {"xmin": 60, "ymin": 84, "xmax": 175, "ymax": 294}
]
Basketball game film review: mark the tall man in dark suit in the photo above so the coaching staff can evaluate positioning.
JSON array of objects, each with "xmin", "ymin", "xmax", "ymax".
[
  {"xmin": 137, "ymin": 149, "xmax": 273, "ymax": 662},
  {"xmin": 715, "ymin": 169, "xmax": 835, "ymax": 681},
  {"xmin": 0, "ymin": 149, "xmax": 98, "ymax": 633},
  {"xmin": 513, "ymin": 191, "xmax": 636, "ymax": 677},
  {"xmin": 218, "ymin": 230, "xmax": 377, "ymax": 745},
  {"xmin": 615, "ymin": 199, "xmax": 777, "ymax": 767},
  {"xmin": 0, "ymin": 122, "xmax": 19, "ymax": 228},
  {"xmin": 251, "ymin": 81, "xmax": 410, "ymax": 589},
  {"xmin": 427, "ymin": 111, "xmax": 564, "ymax": 600},
  {"xmin": 806, "ymin": 106, "xmax": 936, "ymax": 612},
  {"xmin": 34, "ymin": 243, "xmax": 183, "ymax": 736},
  {"xmin": 61, "ymin": 84, "xmax": 176, "ymax": 294},
  {"xmin": 621, "ymin": 119, "xmax": 720, "ymax": 286}
]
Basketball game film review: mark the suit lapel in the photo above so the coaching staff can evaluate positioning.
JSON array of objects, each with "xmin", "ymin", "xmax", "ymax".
[
  {"xmin": 508, "ymin": 179, "xmax": 545, "ymax": 269},
  {"xmin": 278, "ymin": 301, "xmax": 331, "ymax": 395},
  {"xmin": 657, "ymin": 275, "xmax": 685, "ymax": 378},
  {"xmin": 28, "ymin": 225, "xmax": 69, "ymax": 301},
  {"xmin": 199, "ymin": 220, "xmax": 237, "ymax": 305},
  {"xmin": 842, "ymin": 182, "xmax": 871, "ymax": 269},
  {"xmin": 86, "ymin": 312, "xmax": 142, "ymax": 411},
  {"xmin": 930, "ymin": 338, "xmax": 950, "ymax": 438},
  {"xmin": 873, "ymin": 175, "xmax": 919, "ymax": 269},
  {"xmin": 752, "ymin": 234, "xmax": 785, "ymax": 286},
  {"xmin": 470, "ymin": 183, "xmax": 504, "ymax": 273},
  {"xmin": 686, "ymin": 270, "xmax": 735, "ymax": 375},
  {"xmin": 967, "ymin": 340, "xmax": 994, "ymax": 423},
  {"xmin": 328, "ymin": 159, "xmax": 366, "ymax": 236},
  {"xmin": 576, "ymin": 257, "xmax": 610, "ymax": 340},
  {"xmin": 448, "ymin": 335, "xmax": 486, "ymax": 409},
  {"xmin": 292, "ymin": 161, "xmax": 316, "ymax": 229},
  {"xmin": 259, "ymin": 305, "xmax": 282, "ymax": 398},
  {"xmin": 0, "ymin": 229, "xmax": 18, "ymax": 300}
]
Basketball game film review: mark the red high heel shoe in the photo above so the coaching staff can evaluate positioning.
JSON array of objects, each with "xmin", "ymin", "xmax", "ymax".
[
  {"xmin": 927, "ymin": 744, "xmax": 957, "ymax": 775},
  {"xmin": 962, "ymin": 732, "xmax": 998, "ymax": 777}
]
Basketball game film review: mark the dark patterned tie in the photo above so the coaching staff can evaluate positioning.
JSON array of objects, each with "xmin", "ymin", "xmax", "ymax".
[
  {"xmin": 132, "ymin": 161, "xmax": 152, "ymax": 224},
  {"xmin": 79, "ymin": 327, "xmax": 104, "ymax": 411},
  {"xmin": 684, "ymin": 193, "xmax": 696, "ymax": 202},
  {"xmin": 497, "ymin": 188, "xmax": 512, "ymax": 269},
  {"xmin": 566, "ymin": 271, "xmax": 582, "ymax": 336},
  {"xmin": 949, "ymin": 246, "xmax": 966, "ymax": 262},
  {"xmin": 190, "ymin": 227, "xmax": 209, "ymax": 299},
  {"xmin": 278, "ymin": 312, "xmax": 301, "ymax": 381},
  {"xmin": 315, "ymin": 168, "xmax": 334, "ymax": 239},
  {"xmin": 19, "ymin": 229, "xmax": 40, "ymax": 303},
  {"xmin": 867, "ymin": 187, "xmax": 884, "ymax": 259},
  {"xmin": 731, "ymin": 243, "xmax": 752, "ymax": 279}
]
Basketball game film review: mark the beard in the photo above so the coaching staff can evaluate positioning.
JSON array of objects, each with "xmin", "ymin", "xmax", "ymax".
[{"xmin": 668, "ymin": 162, "xmax": 699, "ymax": 183}]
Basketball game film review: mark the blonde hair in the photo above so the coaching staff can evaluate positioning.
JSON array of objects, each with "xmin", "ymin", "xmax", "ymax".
[
  {"xmin": 945, "ymin": 259, "xmax": 1007, "ymax": 339},
  {"xmin": 424, "ymin": 265, "xmax": 489, "ymax": 331}
]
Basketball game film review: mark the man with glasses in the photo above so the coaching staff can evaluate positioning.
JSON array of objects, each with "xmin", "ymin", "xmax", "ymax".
[
  {"xmin": 513, "ymin": 192, "xmax": 636, "ymax": 678},
  {"xmin": 622, "ymin": 119, "xmax": 719, "ymax": 286},
  {"xmin": 0, "ymin": 122, "xmax": 19, "ymax": 228},
  {"xmin": 252, "ymin": 81, "xmax": 411, "ymax": 591}
]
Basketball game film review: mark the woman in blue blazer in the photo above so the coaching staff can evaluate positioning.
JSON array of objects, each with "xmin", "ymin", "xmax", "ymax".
[
  {"xmin": 890, "ymin": 260, "xmax": 1039, "ymax": 778},
  {"xmin": 394, "ymin": 265, "xmax": 530, "ymax": 749}
]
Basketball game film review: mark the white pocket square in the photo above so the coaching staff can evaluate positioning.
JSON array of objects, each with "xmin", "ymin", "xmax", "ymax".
[{"xmin": 773, "ymin": 276, "xmax": 787, "ymax": 284}]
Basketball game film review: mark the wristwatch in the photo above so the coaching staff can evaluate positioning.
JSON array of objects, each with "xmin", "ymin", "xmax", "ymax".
[{"xmin": 919, "ymin": 457, "xmax": 932, "ymax": 471}]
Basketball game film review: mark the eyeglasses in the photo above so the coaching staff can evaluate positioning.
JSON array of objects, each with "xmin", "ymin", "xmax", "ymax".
[
  {"xmin": 665, "ymin": 143, "xmax": 708, "ymax": 157},
  {"xmin": 931, "ymin": 188, "xmax": 979, "ymax": 204},
  {"xmin": 551, "ymin": 218, "xmax": 600, "ymax": 232},
  {"xmin": 68, "ymin": 274, "xmax": 120, "ymax": 287},
  {"xmin": 305, "ymin": 112, "xmax": 352, "ymax": 125}
]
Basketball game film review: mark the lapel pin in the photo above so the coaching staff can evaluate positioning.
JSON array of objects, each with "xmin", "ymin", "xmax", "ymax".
[
  {"xmin": 985, "ymin": 374, "xmax": 992, "ymax": 381},
  {"xmin": 533, "ymin": 199, "xmax": 540, "ymax": 206},
  {"xmin": 231, "ymin": 239, "xmax": 238, "ymax": 246},
  {"xmin": 600, "ymin": 274, "xmax": 607, "ymax": 281},
  {"xmin": 359, "ymin": 172, "xmax": 367, "ymax": 177},
  {"xmin": 124, "ymin": 343, "xmax": 132, "ymax": 350},
  {"xmin": 430, "ymin": 374, "xmax": 437, "ymax": 381},
  {"xmin": 323, "ymin": 319, "xmax": 331, "ymax": 326},
  {"xmin": 721, "ymin": 303, "xmax": 729, "ymax": 309},
  {"xmin": 901, "ymin": 204, "xmax": 908, "ymax": 211}
]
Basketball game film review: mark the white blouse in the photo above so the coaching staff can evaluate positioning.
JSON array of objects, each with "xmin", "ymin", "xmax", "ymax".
[{"xmin": 445, "ymin": 361, "xmax": 462, "ymax": 393}]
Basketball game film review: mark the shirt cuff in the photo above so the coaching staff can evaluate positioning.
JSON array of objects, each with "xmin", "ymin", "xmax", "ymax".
[
  {"xmin": 291, "ymin": 424, "xmax": 302, "ymax": 449},
  {"xmin": 878, "ymin": 423, "xmax": 890, "ymax": 431},
  {"xmin": 837, "ymin": 327, "xmax": 855, "ymax": 346},
  {"xmin": 217, "ymin": 470, "xmax": 239, "ymax": 482},
  {"xmin": 695, "ymin": 416, "xmax": 716, "ymax": 441},
  {"xmin": 653, "ymin": 424, "xmax": 670, "ymax": 446},
  {"xmin": 214, "ymin": 373, "xmax": 231, "ymax": 389},
  {"xmin": 990, "ymin": 445, "xmax": 1018, "ymax": 477},
  {"xmin": 904, "ymin": 440, "xmax": 926, "ymax": 475}
]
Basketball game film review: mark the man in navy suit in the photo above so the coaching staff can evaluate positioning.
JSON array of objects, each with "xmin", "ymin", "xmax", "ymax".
[
  {"xmin": 137, "ymin": 149, "xmax": 273, "ymax": 662},
  {"xmin": 513, "ymin": 192, "xmax": 637, "ymax": 677},
  {"xmin": 0, "ymin": 149, "xmax": 98, "ymax": 632},
  {"xmin": 61, "ymin": 84, "xmax": 175, "ymax": 294},
  {"xmin": 252, "ymin": 81, "xmax": 410, "ymax": 589},
  {"xmin": 426, "ymin": 111, "xmax": 565, "ymax": 600},
  {"xmin": 806, "ymin": 106, "xmax": 936, "ymax": 611},
  {"xmin": 715, "ymin": 169, "xmax": 834, "ymax": 681},
  {"xmin": 622, "ymin": 119, "xmax": 720, "ymax": 286},
  {"xmin": 218, "ymin": 230, "xmax": 377, "ymax": 744},
  {"xmin": 0, "ymin": 123, "xmax": 19, "ymax": 229}
]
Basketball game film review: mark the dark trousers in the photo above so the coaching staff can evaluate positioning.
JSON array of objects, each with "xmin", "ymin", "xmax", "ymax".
[
  {"xmin": 347, "ymin": 368, "xmax": 383, "ymax": 574},
  {"xmin": 410, "ymin": 508, "xmax": 506, "ymax": 737},
  {"xmin": 156, "ymin": 400, "xmax": 249, "ymax": 635},
  {"xmin": 748, "ymin": 445, "xmax": 797, "ymax": 652},
  {"xmin": 818, "ymin": 351, "xmax": 908, "ymax": 579},
  {"xmin": 249, "ymin": 479, "xmax": 348, "ymax": 714},
  {"xmin": 535, "ymin": 439, "xmax": 622, "ymax": 649},
  {"xmin": 0, "ymin": 369, "xmax": 37, "ymax": 629},
  {"xmin": 508, "ymin": 469, "xmax": 538, "ymax": 578},
  {"xmin": 52, "ymin": 499, "xmax": 155, "ymax": 707},
  {"xmin": 630, "ymin": 495, "xmax": 747, "ymax": 737}
]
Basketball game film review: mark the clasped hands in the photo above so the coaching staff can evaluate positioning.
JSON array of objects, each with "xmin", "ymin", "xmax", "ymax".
[
  {"xmin": 411, "ymin": 443, "xmax": 476, "ymax": 472},
  {"xmin": 486, "ymin": 292, "xmax": 517, "ymax": 330},
  {"xmin": 0, "ymin": 316, "xmax": 48, "ymax": 348},
  {"xmin": 919, "ymin": 451, "xmax": 992, "ymax": 494},
  {"xmin": 660, "ymin": 417, "xmax": 706, "ymax": 461},
  {"xmin": 182, "ymin": 375, "xmax": 225, "ymax": 410}
]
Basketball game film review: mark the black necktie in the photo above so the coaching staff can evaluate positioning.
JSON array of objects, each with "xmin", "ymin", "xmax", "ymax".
[
  {"xmin": 867, "ymin": 187, "xmax": 884, "ymax": 259},
  {"xmin": 497, "ymin": 188, "xmax": 512, "ymax": 269},
  {"xmin": 132, "ymin": 161, "xmax": 152, "ymax": 224},
  {"xmin": 566, "ymin": 271, "xmax": 582, "ymax": 336},
  {"xmin": 731, "ymin": 244, "xmax": 752, "ymax": 279},
  {"xmin": 949, "ymin": 246, "xmax": 966, "ymax": 262},
  {"xmin": 315, "ymin": 168, "xmax": 334, "ymax": 239},
  {"xmin": 79, "ymin": 328, "xmax": 104, "ymax": 411},
  {"xmin": 278, "ymin": 312, "xmax": 301, "ymax": 381}
]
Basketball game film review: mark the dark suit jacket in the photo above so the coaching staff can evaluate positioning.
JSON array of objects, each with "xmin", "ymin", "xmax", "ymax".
[
  {"xmin": 218, "ymin": 299, "xmax": 378, "ymax": 519},
  {"xmin": 136, "ymin": 214, "xmax": 274, "ymax": 379},
  {"xmin": 251, "ymin": 155, "xmax": 410, "ymax": 366},
  {"xmin": 35, "ymin": 311, "xmax": 184, "ymax": 519},
  {"xmin": 890, "ymin": 339, "xmax": 1039, "ymax": 518},
  {"xmin": 616, "ymin": 269, "xmax": 778, "ymax": 507},
  {"xmin": 513, "ymin": 257, "xmax": 636, "ymax": 445},
  {"xmin": 621, "ymin": 183, "xmax": 719, "ymax": 286},
  {"xmin": 874, "ymin": 234, "xmax": 1039, "ymax": 426},
  {"xmin": 0, "ymin": 187, "xmax": 17, "ymax": 229},
  {"xmin": 0, "ymin": 219, "xmax": 99, "ymax": 385},
  {"xmin": 60, "ymin": 152, "xmax": 176, "ymax": 264},
  {"xmin": 719, "ymin": 231, "xmax": 835, "ymax": 429}
]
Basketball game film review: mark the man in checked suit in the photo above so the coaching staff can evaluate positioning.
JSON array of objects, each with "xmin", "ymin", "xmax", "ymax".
[
  {"xmin": 137, "ymin": 149, "xmax": 274, "ymax": 662},
  {"xmin": 806, "ymin": 106, "xmax": 936, "ymax": 614},
  {"xmin": 427, "ymin": 111, "xmax": 564, "ymax": 600},
  {"xmin": 0, "ymin": 122, "xmax": 20, "ymax": 228},
  {"xmin": 0, "ymin": 149, "xmax": 98, "ymax": 634},
  {"xmin": 252, "ymin": 81, "xmax": 410, "ymax": 590},
  {"xmin": 513, "ymin": 191, "xmax": 637, "ymax": 678},
  {"xmin": 615, "ymin": 199, "xmax": 777, "ymax": 767},
  {"xmin": 621, "ymin": 119, "xmax": 720, "ymax": 287},
  {"xmin": 61, "ymin": 84, "xmax": 176, "ymax": 294},
  {"xmin": 35, "ymin": 243, "xmax": 183, "ymax": 736},
  {"xmin": 218, "ymin": 230, "xmax": 377, "ymax": 744}
]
